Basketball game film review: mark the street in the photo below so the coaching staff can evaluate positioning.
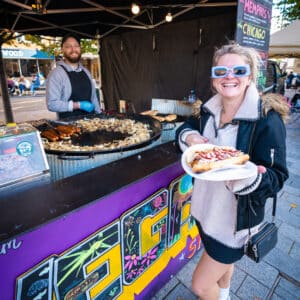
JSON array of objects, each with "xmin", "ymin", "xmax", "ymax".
[{"xmin": 0, "ymin": 92, "xmax": 56, "ymax": 124}]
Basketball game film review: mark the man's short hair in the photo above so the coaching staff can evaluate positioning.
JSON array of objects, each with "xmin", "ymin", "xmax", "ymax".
[{"xmin": 61, "ymin": 33, "xmax": 81, "ymax": 47}]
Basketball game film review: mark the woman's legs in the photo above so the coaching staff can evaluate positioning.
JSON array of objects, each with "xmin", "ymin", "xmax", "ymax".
[
  {"xmin": 31, "ymin": 84, "xmax": 38, "ymax": 95},
  {"xmin": 218, "ymin": 264, "xmax": 234, "ymax": 300},
  {"xmin": 192, "ymin": 250, "xmax": 234, "ymax": 300},
  {"xmin": 218, "ymin": 264, "xmax": 234, "ymax": 288},
  {"xmin": 19, "ymin": 84, "xmax": 25, "ymax": 95}
]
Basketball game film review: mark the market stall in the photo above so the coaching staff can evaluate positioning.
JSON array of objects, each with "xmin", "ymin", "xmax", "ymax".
[
  {"xmin": 0, "ymin": 141, "xmax": 200, "ymax": 299},
  {"xmin": 0, "ymin": 112, "xmax": 203, "ymax": 298}
]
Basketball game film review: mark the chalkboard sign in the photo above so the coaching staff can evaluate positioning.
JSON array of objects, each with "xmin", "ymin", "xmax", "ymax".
[{"xmin": 235, "ymin": 0, "xmax": 273, "ymax": 91}]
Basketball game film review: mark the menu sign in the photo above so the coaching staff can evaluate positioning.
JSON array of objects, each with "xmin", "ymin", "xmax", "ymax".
[{"xmin": 235, "ymin": 0, "xmax": 273, "ymax": 91}]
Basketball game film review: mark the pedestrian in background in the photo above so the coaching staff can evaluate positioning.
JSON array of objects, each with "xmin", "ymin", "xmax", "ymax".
[
  {"xmin": 7, "ymin": 76, "xmax": 16, "ymax": 95},
  {"xmin": 286, "ymin": 71, "xmax": 294, "ymax": 89},
  {"xmin": 30, "ymin": 73, "xmax": 41, "ymax": 96},
  {"xmin": 50, "ymin": 55, "xmax": 63, "ymax": 70},
  {"xmin": 18, "ymin": 76, "xmax": 29, "ymax": 96}
]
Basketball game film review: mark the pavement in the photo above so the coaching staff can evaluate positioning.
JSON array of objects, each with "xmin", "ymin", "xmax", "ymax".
[
  {"xmin": 152, "ymin": 112, "xmax": 300, "ymax": 300},
  {"xmin": 0, "ymin": 92, "xmax": 56, "ymax": 124}
]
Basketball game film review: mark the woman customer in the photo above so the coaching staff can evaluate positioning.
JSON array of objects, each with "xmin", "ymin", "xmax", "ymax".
[{"xmin": 176, "ymin": 42, "xmax": 289, "ymax": 300}]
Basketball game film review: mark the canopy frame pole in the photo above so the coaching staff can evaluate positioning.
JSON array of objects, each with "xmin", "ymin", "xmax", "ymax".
[
  {"xmin": 36, "ymin": 58, "xmax": 40, "ymax": 74},
  {"xmin": 0, "ymin": 41, "xmax": 14, "ymax": 123},
  {"xmin": 18, "ymin": 59, "xmax": 22, "ymax": 76},
  {"xmin": 97, "ymin": 37, "xmax": 105, "ymax": 110}
]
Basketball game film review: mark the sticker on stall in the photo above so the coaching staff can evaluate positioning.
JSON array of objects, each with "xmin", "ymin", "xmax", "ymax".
[{"xmin": 16, "ymin": 141, "xmax": 33, "ymax": 157}]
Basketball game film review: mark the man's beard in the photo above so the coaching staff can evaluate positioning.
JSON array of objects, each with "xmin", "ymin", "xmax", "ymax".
[{"xmin": 65, "ymin": 52, "xmax": 81, "ymax": 64}]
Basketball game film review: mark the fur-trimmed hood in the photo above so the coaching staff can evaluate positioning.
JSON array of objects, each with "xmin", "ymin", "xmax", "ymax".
[{"xmin": 261, "ymin": 93, "xmax": 290, "ymax": 123}]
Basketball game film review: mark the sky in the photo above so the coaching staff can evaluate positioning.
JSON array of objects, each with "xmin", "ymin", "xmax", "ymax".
[
  {"xmin": 271, "ymin": 0, "xmax": 293, "ymax": 34},
  {"xmin": 271, "ymin": 0, "xmax": 282, "ymax": 33}
]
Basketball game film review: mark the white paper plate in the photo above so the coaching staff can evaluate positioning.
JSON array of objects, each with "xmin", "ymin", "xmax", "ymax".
[{"xmin": 181, "ymin": 144, "xmax": 257, "ymax": 181}]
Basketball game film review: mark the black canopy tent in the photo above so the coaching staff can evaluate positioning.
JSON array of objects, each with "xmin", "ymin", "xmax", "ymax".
[{"xmin": 0, "ymin": 0, "xmax": 237, "ymax": 122}]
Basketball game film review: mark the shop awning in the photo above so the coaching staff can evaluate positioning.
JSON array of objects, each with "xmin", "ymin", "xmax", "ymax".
[{"xmin": 1, "ymin": 48, "xmax": 54, "ymax": 60}]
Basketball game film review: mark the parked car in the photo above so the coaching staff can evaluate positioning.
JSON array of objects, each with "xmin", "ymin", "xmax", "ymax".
[{"xmin": 264, "ymin": 60, "xmax": 286, "ymax": 95}]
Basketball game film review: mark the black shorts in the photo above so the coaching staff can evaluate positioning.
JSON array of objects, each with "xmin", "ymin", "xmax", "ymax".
[{"xmin": 196, "ymin": 220, "xmax": 244, "ymax": 264}]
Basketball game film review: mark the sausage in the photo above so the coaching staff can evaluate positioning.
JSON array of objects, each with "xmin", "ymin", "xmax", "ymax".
[
  {"xmin": 41, "ymin": 129, "xmax": 60, "ymax": 142},
  {"xmin": 56, "ymin": 125, "xmax": 80, "ymax": 135}
]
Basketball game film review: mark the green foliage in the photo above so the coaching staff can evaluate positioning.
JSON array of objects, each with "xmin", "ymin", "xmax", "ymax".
[
  {"xmin": 0, "ymin": 31, "xmax": 17, "ymax": 45},
  {"xmin": 24, "ymin": 34, "xmax": 41, "ymax": 44},
  {"xmin": 80, "ymin": 39, "xmax": 98, "ymax": 55},
  {"xmin": 276, "ymin": 0, "xmax": 300, "ymax": 22},
  {"xmin": 22, "ymin": 34, "xmax": 98, "ymax": 56}
]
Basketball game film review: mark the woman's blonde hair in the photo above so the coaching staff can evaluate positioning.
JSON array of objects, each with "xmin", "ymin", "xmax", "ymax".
[{"xmin": 212, "ymin": 42, "xmax": 262, "ymax": 84}]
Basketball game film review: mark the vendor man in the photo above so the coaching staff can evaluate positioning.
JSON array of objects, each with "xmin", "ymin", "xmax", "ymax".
[{"xmin": 46, "ymin": 33, "xmax": 101, "ymax": 119}]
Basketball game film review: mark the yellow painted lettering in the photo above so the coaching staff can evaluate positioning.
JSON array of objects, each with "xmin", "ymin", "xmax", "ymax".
[
  {"xmin": 140, "ymin": 207, "xmax": 168, "ymax": 256},
  {"xmin": 87, "ymin": 243, "xmax": 122, "ymax": 298}
]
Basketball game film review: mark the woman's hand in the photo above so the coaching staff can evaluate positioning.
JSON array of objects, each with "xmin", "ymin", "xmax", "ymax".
[
  {"xmin": 186, "ymin": 133, "xmax": 209, "ymax": 146},
  {"xmin": 257, "ymin": 165, "xmax": 267, "ymax": 174}
]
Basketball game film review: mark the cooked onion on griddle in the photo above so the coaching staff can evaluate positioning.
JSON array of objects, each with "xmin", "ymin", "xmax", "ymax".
[{"xmin": 41, "ymin": 117, "xmax": 153, "ymax": 152}]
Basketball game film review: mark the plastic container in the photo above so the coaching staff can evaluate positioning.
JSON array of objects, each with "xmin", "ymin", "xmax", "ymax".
[
  {"xmin": 188, "ymin": 90, "xmax": 196, "ymax": 103},
  {"xmin": 5, "ymin": 123, "xmax": 35, "ymax": 136}
]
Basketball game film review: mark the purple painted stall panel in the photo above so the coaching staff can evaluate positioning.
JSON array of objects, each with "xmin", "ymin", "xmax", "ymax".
[{"xmin": 0, "ymin": 162, "xmax": 201, "ymax": 300}]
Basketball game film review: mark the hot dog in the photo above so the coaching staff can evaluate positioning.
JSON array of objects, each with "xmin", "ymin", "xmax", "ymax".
[{"xmin": 186, "ymin": 145, "xmax": 250, "ymax": 173}]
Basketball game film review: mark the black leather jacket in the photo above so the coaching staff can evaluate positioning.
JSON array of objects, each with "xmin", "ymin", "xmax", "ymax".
[{"xmin": 176, "ymin": 100, "xmax": 289, "ymax": 231}]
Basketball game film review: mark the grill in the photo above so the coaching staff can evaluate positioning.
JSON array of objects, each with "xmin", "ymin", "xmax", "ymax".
[
  {"xmin": 31, "ymin": 114, "xmax": 162, "ymax": 181},
  {"xmin": 40, "ymin": 114, "xmax": 161, "ymax": 155}
]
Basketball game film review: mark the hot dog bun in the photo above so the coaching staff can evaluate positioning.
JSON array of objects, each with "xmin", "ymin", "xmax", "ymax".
[{"xmin": 186, "ymin": 144, "xmax": 250, "ymax": 173}]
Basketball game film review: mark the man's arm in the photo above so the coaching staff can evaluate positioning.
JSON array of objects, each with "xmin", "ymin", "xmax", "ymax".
[{"xmin": 46, "ymin": 69, "xmax": 73, "ymax": 113}]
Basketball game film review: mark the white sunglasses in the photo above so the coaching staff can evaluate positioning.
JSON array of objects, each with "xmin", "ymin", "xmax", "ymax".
[{"xmin": 211, "ymin": 65, "xmax": 251, "ymax": 78}]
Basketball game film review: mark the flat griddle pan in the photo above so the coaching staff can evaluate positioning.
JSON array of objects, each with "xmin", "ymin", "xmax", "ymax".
[{"xmin": 35, "ymin": 113, "xmax": 162, "ymax": 156}]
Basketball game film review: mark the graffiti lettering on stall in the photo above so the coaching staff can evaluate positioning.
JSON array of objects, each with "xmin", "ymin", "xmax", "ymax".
[
  {"xmin": 16, "ymin": 174, "xmax": 201, "ymax": 299},
  {"xmin": 0, "ymin": 238, "xmax": 22, "ymax": 255}
]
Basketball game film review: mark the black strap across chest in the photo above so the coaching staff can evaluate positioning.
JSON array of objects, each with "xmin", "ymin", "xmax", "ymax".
[
  {"xmin": 59, "ymin": 65, "xmax": 93, "ymax": 119},
  {"xmin": 60, "ymin": 65, "xmax": 92, "ymax": 101}
]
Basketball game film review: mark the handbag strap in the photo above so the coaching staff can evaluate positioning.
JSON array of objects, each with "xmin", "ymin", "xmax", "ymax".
[
  {"xmin": 247, "ymin": 194, "xmax": 277, "ymax": 238},
  {"xmin": 246, "ymin": 116, "xmax": 277, "ymax": 238},
  {"xmin": 271, "ymin": 194, "xmax": 277, "ymax": 222}
]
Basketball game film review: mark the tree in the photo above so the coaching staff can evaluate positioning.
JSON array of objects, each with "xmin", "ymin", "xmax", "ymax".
[
  {"xmin": 23, "ymin": 34, "xmax": 98, "ymax": 57},
  {"xmin": 276, "ymin": 0, "xmax": 300, "ymax": 23}
]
